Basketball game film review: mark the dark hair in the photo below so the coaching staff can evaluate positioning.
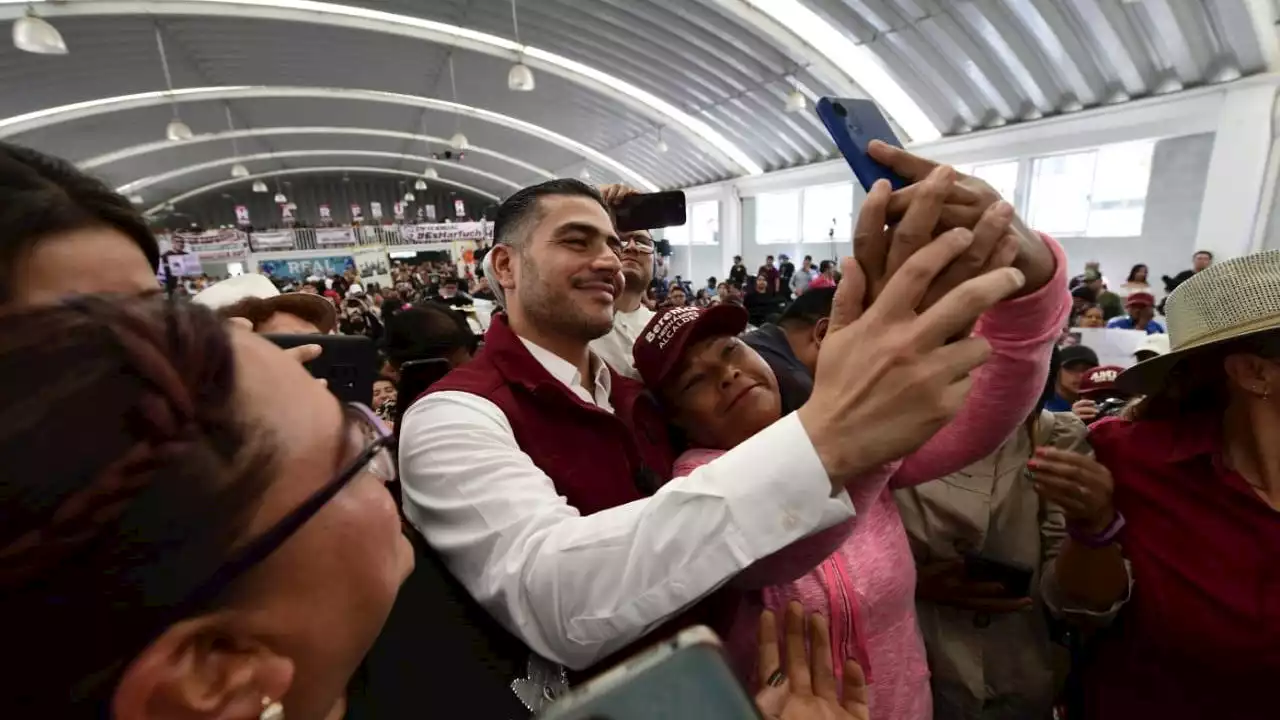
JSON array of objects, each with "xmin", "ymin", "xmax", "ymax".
[
  {"xmin": 1194, "ymin": 250, "xmax": 1214, "ymax": 260},
  {"xmin": 492, "ymin": 178, "xmax": 606, "ymax": 247},
  {"xmin": 0, "ymin": 295, "xmax": 272, "ymax": 713},
  {"xmin": 779, "ymin": 287, "xmax": 836, "ymax": 329},
  {"xmin": 818, "ymin": 260, "xmax": 834, "ymax": 273},
  {"xmin": 1131, "ymin": 329, "xmax": 1280, "ymax": 421},
  {"xmin": 0, "ymin": 143, "xmax": 159, "ymax": 303},
  {"xmin": 1126, "ymin": 264, "xmax": 1148, "ymax": 282},
  {"xmin": 383, "ymin": 301, "xmax": 476, "ymax": 369}
]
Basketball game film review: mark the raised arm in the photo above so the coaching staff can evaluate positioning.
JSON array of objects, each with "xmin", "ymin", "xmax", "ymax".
[{"xmin": 892, "ymin": 235, "xmax": 1069, "ymax": 487}]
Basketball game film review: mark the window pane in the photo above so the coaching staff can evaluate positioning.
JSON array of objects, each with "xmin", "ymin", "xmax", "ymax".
[
  {"xmin": 971, "ymin": 161, "xmax": 1019, "ymax": 204},
  {"xmin": 755, "ymin": 191, "xmax": 801, "ymax": 245},
  {"xmin": 801, "ymin": 183, "xmax": 853, "ymax": 243},
  {"xmin": 662, "ymin": 220, "xmax": 690, "ymax": 245},
  {"xmin": 1027, "ymin": 151, "xmax": 1097, "ymax": 237},
  {"xmin": 688, "ymin": 200, "xmax": 719, "ymax": 245},
  {"xmin": 1091, "ymin": 141, "xmax": 1155, "ymax": 203}
]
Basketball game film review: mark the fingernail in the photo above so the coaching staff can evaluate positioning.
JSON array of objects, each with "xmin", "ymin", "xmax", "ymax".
[
  {"xmin": 1026, "ymin": 460, "xmax": 1038, "ymax": 469},
  {"xmin": 1008, "ymin": 268, "xmax": 1025, "ymax": 287},
  {"xmin": 767, "ymin": 669, "xmax": 786, "ymax": 687},
  {"xmin": 994, "ymin": 201, "xmax": 1013, "ymax": 218}
]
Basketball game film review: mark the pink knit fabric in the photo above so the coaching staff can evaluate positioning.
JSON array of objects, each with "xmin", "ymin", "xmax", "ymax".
[{"xmin": 678, "ymin": 237, "xmax": 1070, "ymax": 720}]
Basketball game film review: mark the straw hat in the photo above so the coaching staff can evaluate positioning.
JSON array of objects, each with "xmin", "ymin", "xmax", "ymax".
[{"xmin": 1118, "ymin": 249, "xmax": 1280, "ymax": 394}]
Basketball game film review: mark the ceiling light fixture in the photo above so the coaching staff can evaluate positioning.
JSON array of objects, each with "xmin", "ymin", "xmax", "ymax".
[
  {"xmin": 12, "ymin": 11, "xmax": 65, "ymax": 54},
  {"xmin": 449, "ymin": 132, "xmax": 469, "ymax": 150},
  {"xmin": 230, "ymin": 163, "xmax": 249, "ymax": 177},
  {"xmin": 505, "ymin": 0, "xmax": 535, "ymax": 92},
  {"xmin": 0, "ymin": 0, "xmax": 762, "ymax": 174},
  {"xmin": 579, "ymin": 167, "xmax": 591, "ymax": 181},
  {"xmin": 785, "ymin": 89, "xmax": 806, "ymax": 113},
  {"xmin": 656, "ymin": 128, "xmax": 668, "ymax": 153},
  {"xmin": 737, "ymin": 0, "xmax": 939, "ymax": 141},
  {"xmin": 128, "ymin": 194, "xmax": 144, "ymax": 205},
  {"xmin": 404, "ymin": 191, "xmax": 416, "ymax": 202},
  {"xmin": 154, "ymin": 25, "xmax": 194, "ymax": 142},
  {"xmin": 273, "ymin": 191, "xmax": 287, "ymax": 203},
  {"xmin": 423, "ymin": 166, "xmax": 439, "ymax": 179},
  {"xmin": 414, "ymin": 179, "xmax": 427, "ymax": 190},
  {"xmin": 252, "ymin": 180, "xmax": 268, "ymax": 192},
  {"xmin": 166, "ymin": 118, "xmax": 194, "ymax": 141}
]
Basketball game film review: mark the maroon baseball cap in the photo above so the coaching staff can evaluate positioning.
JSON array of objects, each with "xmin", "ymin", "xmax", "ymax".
[
  {"xmin": 1078, "ymin": 365, "xmax": 1127, "ymax": 398},
  {"xmin": 633, "ymin": 304, "xmax": 749, "ymax": 390},
  {"xmin": 1125, "ymin": 291, "xmax": 1155, "ymax": 308}
]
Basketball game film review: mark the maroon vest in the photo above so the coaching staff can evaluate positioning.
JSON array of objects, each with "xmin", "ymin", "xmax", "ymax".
[{"xmin": 420, "ymin": 313, "xmax": 738, "ymax": 677}]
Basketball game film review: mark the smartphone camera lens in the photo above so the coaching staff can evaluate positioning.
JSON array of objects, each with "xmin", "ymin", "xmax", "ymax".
[{"xmin": 832, "ymin": 101, "xmax": 847, "ymax": 118}]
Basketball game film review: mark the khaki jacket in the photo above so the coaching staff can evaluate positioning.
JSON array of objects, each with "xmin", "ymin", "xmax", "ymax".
[{"xmin": 894, "ymin": 411, "xmax": 1090, "ymax": 720}]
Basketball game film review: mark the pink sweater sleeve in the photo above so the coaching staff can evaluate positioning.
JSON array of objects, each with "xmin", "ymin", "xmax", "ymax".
[
  {"xmin": 673, "ymin": 449, "xmax": 855, "ymax": 589},
  {"xmin": 889, "ymin": 234, "xmax": 1070, "ymax": 488}
]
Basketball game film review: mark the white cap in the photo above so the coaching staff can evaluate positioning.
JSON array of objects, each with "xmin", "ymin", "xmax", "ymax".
[
  {"xmin": 1133, "ymin": 333, "xmax": 1171, "ymax": 357},
  {"xmin": 346, "ymin": 284, "xmax": 364, "ymax": 297},
  {"xmin": 192, "ymin": 273, "xmax": 280, "ymax": 309}
]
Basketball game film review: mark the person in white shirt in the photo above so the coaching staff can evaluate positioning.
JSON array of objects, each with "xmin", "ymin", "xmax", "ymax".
[
  {"xmin": 589, "ymin": 185, "xmax": 656, "ymax": 379},
  {"xmin": 398, "ymin": 174, "xmax": 1027, "ymax": 680}
]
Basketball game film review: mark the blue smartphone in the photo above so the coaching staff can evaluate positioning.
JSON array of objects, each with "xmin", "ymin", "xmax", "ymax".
[{"xmin": 815, "ymin": 97, "xmax": 910, "ymax": 191}]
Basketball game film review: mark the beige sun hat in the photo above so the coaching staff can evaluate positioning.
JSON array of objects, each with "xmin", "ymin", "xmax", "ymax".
[{"xmin": 1118, "ymin": 249, "xmax": 1280, "ymax": 394}]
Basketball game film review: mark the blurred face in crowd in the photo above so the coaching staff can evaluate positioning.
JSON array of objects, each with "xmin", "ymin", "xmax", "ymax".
[
  {"xmin": 733, "ymin": 255, "xmax": 742, "ymax": 265},
  {"xmin": 1130, "ymin": 264, "xmax": 1148, "ymax": 283},
  {"xmin": 116, "ymin": 330, "xmax": 411, "ymax": 719},
  {"xmin": 1079, "ymin": 306, "xmax": 1105, "ymax": 328},
  {"xmin": 494, "ymin": 194, "xmax": 623, "ymax": 342},
  {"xmin": 11, "ymin": 226, "xmax": 159, "ymax": 306},
  {"xmin": 1129, "ymin": 301, "xmax": 1155, "ymax": 324},
  {"xmin": 667, "ymin": 286, "xmax": 687, "ymax": 307},
  {"xmin": 1057, "ymin": 361, "xmax": 1091, "ymax": 402},
  {"xmin": 755, "ymin": 275, "xmax": 768, "ymax": 293},
  {"xmin": 1194, "ymin": 251, "xmax": 1213, "ymax": 272},
  {"xmin": 660, "ymin": 333, "xmax": 782, "ymax": 451},
  {"xmin": 260, "ymin": 311, "xmax": 321, "ymax": 335},
  {"xmin": 717, "ymin": 282, "xmax": 730, "ymax": 301},
  {"xmin": 765, "ymin": 256, "xmax": 775, "ymax": 268},
  {"xmin": 618, "ymin": 230, "xmax": 655, "ymax": 291},
  {"xmin": 372, "ymin": 378, "xmax": 397, "ymax": 410}
]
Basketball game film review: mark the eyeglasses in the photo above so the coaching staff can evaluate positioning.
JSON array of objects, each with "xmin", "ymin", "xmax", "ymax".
[
  {"xmin": 180, "ymin": 403, "xmax": 395, "ymax": 611},
  {"xmin": 619, "ymin": 232, "xmax": 655, "ymax": 255}
]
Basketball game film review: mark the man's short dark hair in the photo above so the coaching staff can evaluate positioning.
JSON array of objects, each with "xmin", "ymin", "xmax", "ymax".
[
  {"xmin": 803, "ymin": 255, "xmax": 812, "ymax": 262},
  {"xmin": 779, "ymin": 287, "xmax": 836, "ymax": 329},
  {"xmin": 0, "ymin": 142, "xmax": 159, "ymax": 302},
  {"xmin": 818, "ymin": 260, "xmax": 834, "ymax": 273},
  {"xmin": 492, "ymin": 178, "xmax": 606, "ymax": 248},
  {"xmin": 1194, "ymin": 250, "xmax": 1214, "ymax": 259}
]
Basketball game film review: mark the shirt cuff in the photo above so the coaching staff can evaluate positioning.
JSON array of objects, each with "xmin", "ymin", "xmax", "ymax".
[
  {"xmin": 672, "ymin": 411, "xmax": 846, "ymax": 564},
  {"xmin": 1040, "ymin": 555, "xmax": 1134, "ymax": 622}
]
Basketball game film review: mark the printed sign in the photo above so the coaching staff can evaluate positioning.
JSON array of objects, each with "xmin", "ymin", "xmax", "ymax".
[
  {"xmin": 166, "ymin": 229, "xmax": 249, "ymax": 260},
  {"xmin": 350, "ymin": 203, "xmax": 363, "ymax": 222},
  {"xmin": 454, "ymin": 198, "xmax": 466, "ymax": 218},
  {"xmin": 393, "ymin": 201, "xmax": 405, "ymax": 221},
  {"xmin": 258, "ymin": 255, "xmax": 356, "ymax": 280},
  {"xmin": 353, "ymin": 246, "xmax": 392, "ymax": 288},
  {"xmin": 165, "ymin": 253, "xmax": 203, "ymax": 278},
  {"xmin": 319, "ymin": 204, "xmax": 332, "ymax": 220},
  {"xmin": 370, "ymin": 201, "xmax": 383, "ymax": 220},
  {"xmin": 281, "ymin": 204, "xmax": 294, "ymax": 223},
  {"xmin": 398, "ymin": 221, "xmax": 494, "ymax": 244},
  {"xmin": 315, "ymin": 228, "xmax": 356, "ymax": 247},
  {"xmin": 234, "ymin": 204, "xmax": 250, "ymax": 226},
  {"xmin": 250, "ymin": 230, "xmax": 294, "ymax": 251},
  {"xmin": 1064, "ymin": 327, "xmax": 1148, "ymax": 368},
  {"xmin": 644, "ymin": 306, "xmax": 699, "ymax": 349}
]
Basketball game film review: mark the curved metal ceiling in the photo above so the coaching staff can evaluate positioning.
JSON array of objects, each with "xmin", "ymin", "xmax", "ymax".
[{"xmin": 0, "ymin": 0, "xmax": 1269, "ymax": 213}]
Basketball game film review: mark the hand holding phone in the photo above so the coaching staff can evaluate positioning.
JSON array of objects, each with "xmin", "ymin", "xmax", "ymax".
[{"xmin": 815, "ymin": 97, "xmax": 910, "ymax": 191}]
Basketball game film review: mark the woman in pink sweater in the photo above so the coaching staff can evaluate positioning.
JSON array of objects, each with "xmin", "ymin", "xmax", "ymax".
[{"xmin": 632, "ymin": 234, "xmax": 1068, "ymax": 715}]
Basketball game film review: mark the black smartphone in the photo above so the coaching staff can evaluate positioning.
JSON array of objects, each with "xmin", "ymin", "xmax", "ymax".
[
  {"xmin": 264, "ymin": 334, "xmax": 377, "ymax": 406},
  {"xmin": 394, "ymin": 358, "xmax": 453, "ymax": 430},
  {"xmin": 963, "ymin": 553, "xmax": 1034, "ymax": 598},
  {"xmin": 613, "ymin": 190, "xmax": 687, "ymax": 232}
]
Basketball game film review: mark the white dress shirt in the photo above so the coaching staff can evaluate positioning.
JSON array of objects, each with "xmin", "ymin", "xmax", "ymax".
[
  {"xmin": 398, "ymin": 335, "xmax": 853, "ymax": 670},
  {"xmin": 588, "ymin": 304, "xmax": 655, "ymax": 380}
]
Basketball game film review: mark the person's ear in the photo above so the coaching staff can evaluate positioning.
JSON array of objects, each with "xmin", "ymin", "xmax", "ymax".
[
  {"xmin": 112, "ymin": 615, "xmax": 294, "ymax": 720},
  {"xmin": 812, "ymin": 317, "xmax": 830, "ymax": 346},
  {"xmin": 1224, "ymin": 354, "xmax": 1280, "ymax": 399},
  {"xmin": 490, "ymin": 245, "xmax": 518, "ymax": 292}
]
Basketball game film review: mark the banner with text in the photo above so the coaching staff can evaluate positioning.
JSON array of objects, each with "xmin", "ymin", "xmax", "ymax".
[
  {"xmin": 399, "ymin": 221, "xmax": 493, "ymax": 244},
  {"xmin": 258, "ymin": 255, "xmax": 356, "ymax": 280},
  {"xmin": 353, "ymin": 246, "xmax": 392, "ymax": 289},
  {"xmin": 250, "ymin": 230, "xmax": 295, "ymax": 251},
  {"xmin": 315, "ymin": 227, "xmax": 357, "ymax": 247},
  {"xmin": 167, "ymin": 229, "xmax": 249, "ymax": 260}
]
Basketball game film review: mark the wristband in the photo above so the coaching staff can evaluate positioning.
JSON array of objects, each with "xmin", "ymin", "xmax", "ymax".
[{"xmin": 1068, "ymin": 510, "xmax": 1125, "ymax": 548}]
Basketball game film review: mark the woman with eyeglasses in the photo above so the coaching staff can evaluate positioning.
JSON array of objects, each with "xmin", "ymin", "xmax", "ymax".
[{"xmin": 0, "ymin": 295, "xmax": 411, "ymax": 719}]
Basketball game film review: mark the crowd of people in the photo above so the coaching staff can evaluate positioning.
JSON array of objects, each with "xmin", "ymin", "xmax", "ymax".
[{"xmin": 3, "ymin": 132, "xmax": 1278, "ymax": 720}]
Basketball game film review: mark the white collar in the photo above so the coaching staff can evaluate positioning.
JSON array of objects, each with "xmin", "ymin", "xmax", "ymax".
[{"xmin": 517, "ymin": 336, "xmax": 613, "ymax": 405}]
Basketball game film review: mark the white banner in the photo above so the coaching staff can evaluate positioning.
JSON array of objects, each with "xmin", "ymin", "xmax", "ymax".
[
  {"xmin": 399, "ymin": 221, "xmax": 493, "ymax": 244},
  {"xmin": 424, "ymin": 204, "xmax": 436, "ymax": 222},
  {"xmin": 350, "ymin": 203, "xmax": 363, "ymax": 222},
  {"xmin": 370, "ymin": 201, "xmax": 383, "ymax": 220},
  {"xmin": 393, "ymin": 201, "xmax": 405, "ymax": 221},
  {"xmin": 168, "ymin": 229, "xmax": 249, "ymax": 260},
  {"xmin": 1064, "ymin": 327, "xmax": 1149, "ymax": 368},
  {"xmin": 315, "ymin": 227, "xmax": 356, "ymax": 247},
  {"xmin": 319, "ymin": 204, "xmax": 332, "ymax": 220},
  {"xmin": 454, "ymin": 198, "xmax": 466, "ymax": 218},
  {"xmin": 251, "ymin": 230, "xmax": 295, "ymax": 251},
  {"xmin": 353, "ymin": 246, "xmax": 392, "ymax": 289},
  {"xmin": 234, "ymin": 204, "xmax": 250, "ymax": 226},
  {"xmin": 166, "ymin": 253, "xmax": 204, "ymax": 278}
]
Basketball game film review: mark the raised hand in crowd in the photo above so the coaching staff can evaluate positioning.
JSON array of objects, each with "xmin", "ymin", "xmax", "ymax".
[
  {"xmin": 872, "ymin": 141, "xmax": 1057, "ymax": 298},
  {"xmin": 1028, "ymin": 447, "xmax": 1117, "ymax": 534},
  {"xmin": 914, "ymin": 559, "xmax": 1034, "ymax": 614},
  {"xmin": 1071, "ymin": 398, "xmax": 1099, "ymax": 424},
  {"xmin": 799, "ymin": 228, "xmax": 1026, "ymax": 485},
  {"xmin": 754, "ymin": 603, "xmax": 870, "ymax": 720}
]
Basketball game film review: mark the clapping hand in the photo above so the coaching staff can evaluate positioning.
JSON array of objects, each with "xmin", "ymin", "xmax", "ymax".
[
  {"xmin": 1028, "ymin": 448, "xmax": 1117, "ymax": 534},
  {"xmin": 755, "ymin": 603, "xmax": 870, "ymax": 720}
]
